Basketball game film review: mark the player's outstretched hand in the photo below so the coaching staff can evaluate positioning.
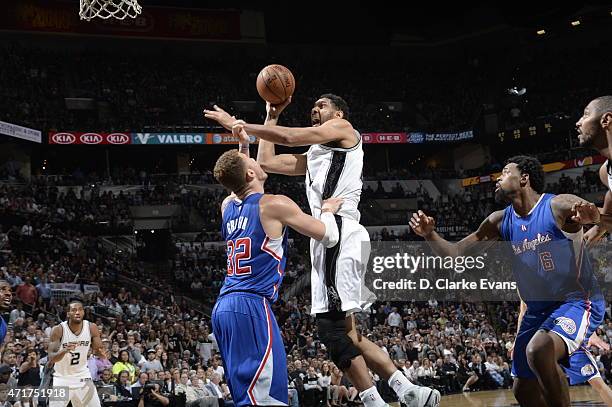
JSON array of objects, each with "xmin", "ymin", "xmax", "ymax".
[
  {"xmin": 266, "ymin": 96, "xmax": 292, "ymax": 119},
  {"xmin": 203, "ymin": 105, "xmax": 235, "ymax": 130},
  {"xmin": 409, "ymin": 210, "xmax": 435, "ymax": 237},
  {"xmin": 321, "ymin": 197, "xmax": 343, "ymax": 214},
  {"xmin": 232, "ymin": 120, "xmax": 249, "ymax": 144},
  {"xmin": 571, "ymin": 201, "xmax": 601, "ymax": 225},
  {"xmin": 587, "ymin": 332, "xmax": 610, "ymax": 351}
]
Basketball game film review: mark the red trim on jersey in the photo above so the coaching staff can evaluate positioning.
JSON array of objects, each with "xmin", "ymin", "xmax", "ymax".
[
  {"xmin": 261, "ymin": 236, "xmax": 284, "ymax": 279},
  {"xmin": 247, "ymin": 298, "xmax": 273, "ymax": 405},
  {"xmin": 261, "ymin": 236, "xmax": 282, "ymax": 261}
]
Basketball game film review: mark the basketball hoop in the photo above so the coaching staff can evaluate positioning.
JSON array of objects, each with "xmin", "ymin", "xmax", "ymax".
[{"xmin": 79, "ymin": 0, "xmax": 142, "ymax": 21}]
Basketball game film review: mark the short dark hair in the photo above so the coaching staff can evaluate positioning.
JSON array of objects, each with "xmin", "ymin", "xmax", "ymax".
[
  {"xmin": 505, "ymin": 155, "xmax": 545, "ymax": 193},
  {"xmin": 319, "ymin": 93, "xmax": 350, "ymax": 120},
  {"xmin": 67, "ymin": 298, "xmax": 83, "ymax": 309},
  {"xmin": 213, "ymin": 149, "xmax": 247, "ymax": 193},
  {"xmin": 593, "ymin": 95, "xmax": 612, "ymax": 115}
]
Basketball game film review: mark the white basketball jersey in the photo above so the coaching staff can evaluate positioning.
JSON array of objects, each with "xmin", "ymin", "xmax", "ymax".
[
  {"xmin": 53, "ymin": 320, "xmax": 92, "ymax": 382},
  {"xmin": 305, "ymin": 130, "xmax": 363, "ymax": 221}
]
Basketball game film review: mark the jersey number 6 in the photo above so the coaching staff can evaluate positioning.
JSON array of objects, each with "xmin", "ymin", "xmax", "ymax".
[
  {"xmin": 539, "ymin": 251, "xmax": 555, "ymax": 271},
  {"xmin": 227, "ymin": 238, "xmax": 252, "ymax": 276}
]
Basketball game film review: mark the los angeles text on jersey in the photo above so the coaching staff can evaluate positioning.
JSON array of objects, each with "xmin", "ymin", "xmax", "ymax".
[{"xmin": 372, "ymin": 278, "xmax": 516, "ymax": 290}]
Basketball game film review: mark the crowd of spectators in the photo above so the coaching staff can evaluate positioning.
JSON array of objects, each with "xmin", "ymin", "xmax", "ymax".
[
  {"xmin": 0, "ymin": 42, "xmax": 483, "ymax": 134},
  {"xmin": 0, "ymin": 165, "xmax": 611, "ymax": 407},
  {"xmin": 1, "ymin": 38, "xmax": 610, "ymax": 136},
  {"xmin": 1, "ymin": 20, "xmax": 612, "ymax": 407}
]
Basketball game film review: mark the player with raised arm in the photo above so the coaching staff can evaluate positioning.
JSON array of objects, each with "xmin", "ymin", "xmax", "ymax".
[
  {"xmin": 205, "ymin": 98, "xmax": 440, "ymax": 407},
  {"xmin": 211, "ymin": 122, "xmax": 343, "ymax": 406},
  {"xmin": 48, "ymin": 299, "xmax": 108, "ymax": 407},
  {"xmin": 577, "ymin": 96, "xmax": 612, "ymax": 246},
  {"xmin": 410, "ymin": 155, "xmax": 611, "ymax": 407}
]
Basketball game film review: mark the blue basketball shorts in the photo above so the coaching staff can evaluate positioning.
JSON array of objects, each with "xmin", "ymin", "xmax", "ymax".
[
  {"xmin": 212, "ymin": 292, "xmax": 288, "ymax": 406},
  {"xmin": 511, "ymin": 298, "xmax": 604, "ymax": 383}
]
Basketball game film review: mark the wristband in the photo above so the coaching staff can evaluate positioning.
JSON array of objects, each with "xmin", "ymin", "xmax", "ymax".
[{"xmin": 320, "ymin": 212, "xmax": 339, "ymax": 248}]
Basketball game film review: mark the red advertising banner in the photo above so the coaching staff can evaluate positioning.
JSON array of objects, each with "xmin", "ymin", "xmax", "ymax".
[
  {"xmin": 1, "ymin": 1, "xmax": 241, "ymax": 40},
  {"xmin": 362, "ymin": 133, "xmax": 408, "ymax": 144},
  {"xmin": 48, "ymin": 132, "xmax": 131, "ymax": 145}
]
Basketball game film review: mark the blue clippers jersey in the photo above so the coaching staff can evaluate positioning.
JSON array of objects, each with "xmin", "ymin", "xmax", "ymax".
[
  {"xmin": 0, "ymin": 316, "xmax": 6, "ymax": 344},
  {"xmin": 500, "ymin": 194, "xmax": 601, "ymax": 312},
  {"xmin": 220, "ymin": 193, "xmax": 288, "ymax": 302}
]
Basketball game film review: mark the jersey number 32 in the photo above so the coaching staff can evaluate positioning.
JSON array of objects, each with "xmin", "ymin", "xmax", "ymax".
[{"xmin": 227, "ymin": 238, "xmax": 252, "ymax": 276}]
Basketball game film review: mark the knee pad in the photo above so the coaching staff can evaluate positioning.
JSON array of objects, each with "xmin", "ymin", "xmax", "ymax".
[{"xmin": 316, "ymin": 313, "xmax": 361, "ymax": 370}]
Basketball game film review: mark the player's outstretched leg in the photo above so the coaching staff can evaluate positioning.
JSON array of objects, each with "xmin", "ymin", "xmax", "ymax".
[
  {"xmin": 346, "ymin": 317, "xmax": 440, "ymax": 407},
  {"xmin": 318, "ymin": 312, "xmax": 440, "ymax": 407},
  {"xmin": 526, "ymin": 331, "xmax": 570, "ymax": 407},
  {"xmin": 317, "ymin": 311, "xmax": 389, "ymax": 407}
]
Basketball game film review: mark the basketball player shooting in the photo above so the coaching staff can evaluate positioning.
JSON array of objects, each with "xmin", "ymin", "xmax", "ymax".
[
  {"xmin": 211, "ymin": 123, "xmax": 344, "ymax": 406},
  {"xmin": 205, "ymin": 97, "xmax": 441, "ymax": 407},
  {"xmin": 410, "ymin": 155, "xmax": 612, "ymax": 407},
  {"xmin": 48, "ymin": 299, "xmax": 107, "ymax": 407}
]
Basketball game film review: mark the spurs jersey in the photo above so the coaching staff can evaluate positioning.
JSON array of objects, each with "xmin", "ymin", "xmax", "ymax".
[
  {"xmin": 305, "ymin": 130, "xmax": 375, "ymax": 315},
  {"xmin": 53, "ymin": 320, "xmax": 92, "ymax": 386},
  {"xmin": 305, "ymin": 130, "xmax": 363, "ymax": 221}
]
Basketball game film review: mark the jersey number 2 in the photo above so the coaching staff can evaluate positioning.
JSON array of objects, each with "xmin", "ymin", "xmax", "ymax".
[
  {"xmin": 70, "ymin": 352, "xmax": 80, "ymax": 365},
  {"xmin": 227, "ymin": 238, "xmax": 252, "ymax": 276}
]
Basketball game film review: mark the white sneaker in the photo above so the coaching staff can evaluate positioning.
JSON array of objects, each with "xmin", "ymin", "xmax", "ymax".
[{"xmin": 402, "ymin": 386, "xmax": 441, "ymax": 407}]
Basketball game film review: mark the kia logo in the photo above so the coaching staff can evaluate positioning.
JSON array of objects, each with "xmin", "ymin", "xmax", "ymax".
[
  {"xmin": 51, "ymin": 133, "xmax": 76, "ymax": 144},
  {"xmin": 107, "ymin": 133, "xmax": 130, "ymax": 144},
  {"xmin": 80, "ymin": 133, "xmax": 103, "ymax": 144}
]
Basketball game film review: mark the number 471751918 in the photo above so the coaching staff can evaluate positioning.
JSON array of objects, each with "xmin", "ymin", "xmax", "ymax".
[{"xmin": 227, "ymin": 238, "xmax": 252, "ymax": 276}]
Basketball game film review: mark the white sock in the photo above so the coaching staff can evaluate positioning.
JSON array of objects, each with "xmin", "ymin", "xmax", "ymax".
[
  {"xmin": 388, "ymin": 369, "xmax": 417, "ymax": 397},
  {"xmin": 359, "ymin": 385, "xmax": 386, "ymax": 407}
]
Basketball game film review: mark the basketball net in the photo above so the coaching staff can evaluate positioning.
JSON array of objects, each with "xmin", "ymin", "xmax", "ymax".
[{"xmin": 79, "ymin": 0, "xmax": 142, "ymax": 21}]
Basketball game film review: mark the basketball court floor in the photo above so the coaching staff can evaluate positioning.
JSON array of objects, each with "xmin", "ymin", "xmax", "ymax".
[{"xmin": 439, "ymin": 386, "xmax": 606, "ymax": 406}]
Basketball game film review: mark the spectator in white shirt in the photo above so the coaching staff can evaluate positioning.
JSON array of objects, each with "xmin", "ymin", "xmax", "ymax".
[
  {"xmin": 406, "ymin": 360, "xmax": 419, "ymax": 383},
  {"xmin": 387, "ymin": 307, "xmax": 402, "ymax": 328}
]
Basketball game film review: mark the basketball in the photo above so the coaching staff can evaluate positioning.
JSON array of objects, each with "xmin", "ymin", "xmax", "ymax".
[{"xmin": 256, "ymin": 64, "xmax": 295, "ymax": 104}]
